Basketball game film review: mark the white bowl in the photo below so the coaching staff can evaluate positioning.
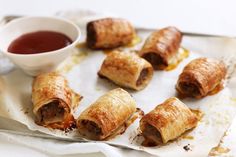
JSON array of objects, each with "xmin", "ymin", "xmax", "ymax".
[{"xmin": 0, "ymin": 16, "xmax": 81, "ymax": 76}]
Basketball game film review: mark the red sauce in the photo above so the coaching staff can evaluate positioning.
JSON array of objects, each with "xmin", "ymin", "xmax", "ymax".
[{"xmin": 8, "ymin": 31, "xmax": 72, "ymax": 54}]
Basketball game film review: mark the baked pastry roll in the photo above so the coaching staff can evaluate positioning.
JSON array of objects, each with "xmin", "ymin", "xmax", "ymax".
[
  {"xmin": 86, "ymin": 18, "xmax": 135, "ymax": 49},
  {"xmin": 139, "ymin": 26, "xmax": 182, "ymax": 70},
  {"xmin": 98, "ymin": 51, "xmax": 153, "ymax": 90},
  {"xmin": 176, "ymin": 57, "xmax": 226, "ymax": 98},
  {"xmin": 140, "ymin": 97, "xmax": 198, "ymax": 145},
  {"xmin": 77, "ymin": 88, "xmax": 137, "ymax": 140},
  {"xmin": 32, "ymin": 72, "xmax": 82, "ymax": 130}
]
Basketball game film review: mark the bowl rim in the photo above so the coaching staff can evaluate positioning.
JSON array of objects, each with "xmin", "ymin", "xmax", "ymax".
[{"xmin": 0, "ymin": 16, "xmax": 81, "ymax": 58}]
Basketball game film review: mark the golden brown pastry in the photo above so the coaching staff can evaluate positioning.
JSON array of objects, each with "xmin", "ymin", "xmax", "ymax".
[
  {"xmin": 32, "ymin": 72, "xmax": 82, "ymax": 130},
  {"xmin": 140, "ymin": 97, "xmax": 198, "ymax": 145},
  {"xmin": 139, "ymin": 26, "xmax": 182, "ymax": 70},
  {"xmin": 86, "ymin": 18, "xmax": 135, "ymax": 49},
  {"xmin": 77, "ymin": 88, "xmax": 136, "ymax": 140},
  {"xmin": 176, "ymin": 57, "xmax": 226, "ymax": 98},
  {"xmin": 98, "ymin": 51, "xmax": 153, "ymax": 90}
]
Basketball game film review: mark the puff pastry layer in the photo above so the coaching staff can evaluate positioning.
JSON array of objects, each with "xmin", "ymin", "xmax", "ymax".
[
  {"xmin": 77, "ymin": 88, "xmax": 136, "ymax": 140},
  {"xmin": 176, "ymin": 57, "xmax": 226, "ymax": 98},
  {"xmin": 139, "ymin": 26, "xmax": 182, "ymax": 70},
  {"xmin": 98, "ymin": 51, "xmax": 153, "ymax": 90},
  {"xmin": 86, "ymin": 18, "xmax": 135, "ymax": 49},
  {"xmin": 32, "ymin": 72, "xmax": 82, "ymax": 130},
  {"xmin": 140, "ymin": 97, "xmax": 198, "ymax": 145}
]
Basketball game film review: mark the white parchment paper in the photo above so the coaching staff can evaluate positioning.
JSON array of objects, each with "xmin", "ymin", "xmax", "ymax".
[{"xmin": 0, "ymin": 15, "xmax": 236, "ymax": 157}]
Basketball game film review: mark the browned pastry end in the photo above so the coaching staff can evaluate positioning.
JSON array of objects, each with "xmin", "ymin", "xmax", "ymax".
[
  {"xmin": 139, "ymin": 26, "xmax": 182, "ymax": 70},
  {"xmin": 86, "ymin": 18, "xmax": 135, "ymax": 49},
  {"xmin": 140, "ymin": 97, "xmax": 198, "ymax": 145},
  {"xmin": 98, "ymin": 51, "xmax": 153, "ymax": 90},
  {"xmin": 176, "ymin": 58, "xmax": 226, "ymax": 98}
]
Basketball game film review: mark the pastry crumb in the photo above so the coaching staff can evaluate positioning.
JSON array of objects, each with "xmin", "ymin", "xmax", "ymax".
[{"xmin": 183, "ymin": 144, "xmax": 192, "ymax": 151}]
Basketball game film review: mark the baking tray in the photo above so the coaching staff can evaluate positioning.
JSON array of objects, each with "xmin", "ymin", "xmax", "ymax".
[{"xmin": 0, "ymin": 15, "xmax": 236, "ymax": 157}]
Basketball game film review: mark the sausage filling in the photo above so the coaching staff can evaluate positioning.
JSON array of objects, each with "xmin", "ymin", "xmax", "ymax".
[
  {"xmin": 86, "ymin": 23, "xmax": 97, "ymax": 49},
  {"xmin": 136, "ymin": 68, "xmax": 149, "ymax": 86},
  {"xmin": 178, "ymin": 82, "xmax": 201, "ymax": 97},
  {"xmin": 79, "ymin": 120, "xmax": 102, "ymax": 140},
  {"xmin": 39, "ymin": 101, "xmax": 65, "ymax": 124},
  {"xmin": 142, "ymin": 53, "xmax": 167, "ymax": 70},
  {"xmin": 142, "ymin": 123, "xmax": 163, "ymax": 145}
]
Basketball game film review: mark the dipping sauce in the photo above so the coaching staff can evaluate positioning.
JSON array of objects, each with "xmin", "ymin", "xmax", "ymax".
[{"xmin": 8, "ymin": 31, "xmax": 72, "ymax": 54}]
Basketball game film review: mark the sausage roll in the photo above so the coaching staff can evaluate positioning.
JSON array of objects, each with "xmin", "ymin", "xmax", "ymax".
[
  {"xmin": 176, "ymin": 58, "xmax": 226, "ymax": 98},
  {"xmin": 77, "ymin": 88, "xmax": 137, "ymax": 140},
  {"xmin": 86, "ymin": 18, "xmax": 135, "ymax": 49},
  {"xmin": 98, "ymin": 51, "xmax": 153, "ymax": 90},
  {"xmin": 140, "ymin": 97, "xmax": 198, "ymax": 145},
  {"xmin": 32, "ymin": 72, "xmax": 82, "ymax": 130},
  {"xmin": 139, "ymin": 26, "xmax": 182, "ymax": 70}
]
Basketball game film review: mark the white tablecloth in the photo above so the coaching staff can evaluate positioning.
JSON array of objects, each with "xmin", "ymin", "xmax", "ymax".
[{"xmin": 1, "ymin": 0, "xmax": 236, "ymax": 37}]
